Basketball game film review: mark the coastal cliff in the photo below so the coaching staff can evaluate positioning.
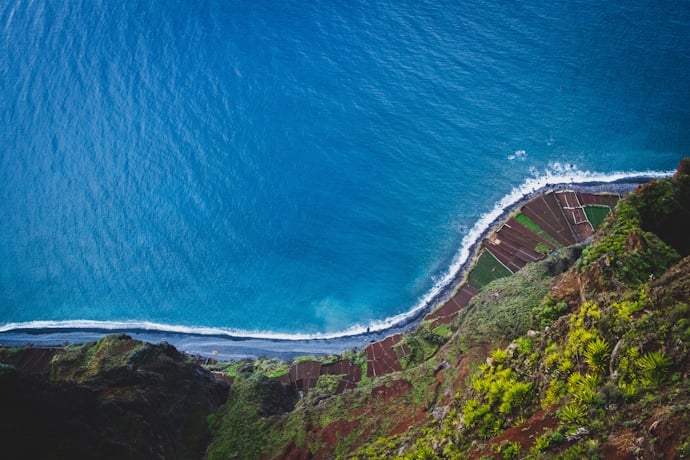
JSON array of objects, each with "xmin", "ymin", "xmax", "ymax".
[
  {"xmin": 2, "ymin": 159, "xmax": 689, "ymax": 459},
  {"xmin": 0, "ymin": 335, "xmax": 229, "ymax": 460}
]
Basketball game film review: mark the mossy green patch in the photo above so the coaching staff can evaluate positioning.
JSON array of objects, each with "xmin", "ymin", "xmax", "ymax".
[
  {"xmin": 432, "ymin": 323, "xmax": 452, "ymax": 341},
  {"xmin": 583, "ymin": 205, "xmax": 611, "ymax": 230},
  {"xmin": 515, "ymin": 213, "xmax": 562, "ymax": 248},
  {"xmin": 468, "ymin": 249, "xmax": 513, "ymax": 289},
  {"xmin": 49, "ymin": 334, "xmax": 147, "ymax": 382}
]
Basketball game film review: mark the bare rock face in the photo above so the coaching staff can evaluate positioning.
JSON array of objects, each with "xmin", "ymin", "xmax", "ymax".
[{"xmin": 0, "ymin": 334, "xmax": 229, "ymax": 460}]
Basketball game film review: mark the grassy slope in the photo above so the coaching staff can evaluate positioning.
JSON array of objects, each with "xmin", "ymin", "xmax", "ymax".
[{"xmin": 467, "ymin": 250, "xmax": 513, "ymax": 289}]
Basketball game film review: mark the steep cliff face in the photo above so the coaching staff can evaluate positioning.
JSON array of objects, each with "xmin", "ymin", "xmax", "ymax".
[
  {"xmin": 630, "ymin": 158, "xmax": 690, "ymax": 257},
  {"xmin": 0, "ymin": 334, "xmax": 229, "ymax": 460}
]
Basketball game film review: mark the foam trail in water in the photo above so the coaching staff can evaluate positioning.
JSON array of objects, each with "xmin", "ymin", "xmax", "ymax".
[{"xmin": 0, "ymin": 166, "xmax": 674, "ymax": 342}]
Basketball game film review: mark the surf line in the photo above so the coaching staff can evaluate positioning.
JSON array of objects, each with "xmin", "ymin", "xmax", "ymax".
[{"xmin": 0, "ymin": 168, "xmax": 675, "ymax": 344}]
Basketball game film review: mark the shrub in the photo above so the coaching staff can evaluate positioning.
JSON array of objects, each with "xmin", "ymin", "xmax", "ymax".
[
  {"xmin": 490, "ymin": 348, "xmax": 509, "ymax": 366},
  {"xmin": 637, "ymin": 350, "xmax": 672, "ymax": 388},
  {"xmin": 532, "ymin": 299, "xmax": 569, "ymax": 329},
  {"xmin": 567, "ymin": 372, "xmax": 601, "ymax": 405},
  {"xmin": 541, "ymin": 379, "xmax": 566, "ymax": 409},
  {"xmin": 462, "ymin": 398, "xmax": 490, "ymax": 429},
  {"xmin": 585, "ymin": 337, "xmax": 611, "ymax": 374},
  {"xmin": 500, "ymin": 441, "xmax": 521, "ymax": 459},
  {"xmin": 499, "ymin": 381, "xmax": 532, "ymax": 414},
  {"xmin": 531, "ymin": 433, "xmax": 551, "ymax": 453},
  {"xmin": 557, "ymin": 401, "xmax": 587, "ymax": 424},
  {"xmin": 516, "ymin": 336, "xmax": 533, "ymax": 356}
]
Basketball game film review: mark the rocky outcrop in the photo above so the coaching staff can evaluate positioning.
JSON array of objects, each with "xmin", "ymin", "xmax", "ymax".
[{"xmin": 0, "ymin": 334, "xmax": 229, "ymax": 460}]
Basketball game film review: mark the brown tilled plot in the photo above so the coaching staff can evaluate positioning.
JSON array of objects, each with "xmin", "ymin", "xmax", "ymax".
[
  {"xmin": 321, "ymin": 359, "xmax": 363, "ymax": 393},
  {"xmin": 365, "ymin": 334, "xmax": 410, "ymax": 378},
  {"xmin": 425, "ymin": 284, "xmax": 479, "ymax": 329}
]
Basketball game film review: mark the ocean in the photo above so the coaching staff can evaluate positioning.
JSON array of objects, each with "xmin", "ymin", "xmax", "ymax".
[{"xmin": 1, "ymin": 0, "xmax": 689, "ymax": 345}]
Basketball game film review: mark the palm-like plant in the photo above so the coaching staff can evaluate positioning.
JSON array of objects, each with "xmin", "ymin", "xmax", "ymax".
[
  {"xmin": 585, "ymin": 337, "xmax": 610, "ymax": 374},
  {"xmin": 637, "ymin": 350, "xmax": 671, "ymax": 388}
]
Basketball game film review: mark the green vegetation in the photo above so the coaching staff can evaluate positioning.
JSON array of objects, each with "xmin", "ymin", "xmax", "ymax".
[
  {"xmin": 531, "ymin": 296, "xmax": 570, "ymax": 330},
  {"xmin": 515, "ymin": 213, "xmax": 562, "ymax": 248},
  {"xmin": 467, "ymin": 249, "xmax": 513, "ymax": 289},
  {"xmin": 636, "ymin": 350, "xmax": 672, "ymax": 388},
  {"xmin": 579, "ymin": 198, "xmax": 680, "ymax": 286},
  {"xmin": 224, "ymin": 360, "xmax": 249, "ymax": 377},
  {"xmin": 206, "ymin": 376, "xmax": 273, "ymax": 459},
  {"xmin": 458, "ymin": 252, "xmax": 559, "ymax": 346},
  {"xmin": 497, "ymin": 440, "xmax": 522, "ymax": 459},
  {"xmin": 626, "ymin": 159, "xmax": 690, "ymax": 256},
  {"xmin": 463, "ymin": 358, "xmax": 533, "ymax": 438},
  {"xmin": 584, "ymin": 337, "xmax": 610, "ymax": 374},
  {"xmin": 431, "ymin": 323, "xmax": 453, "ymax": 341},
  {"xmin": 315, "ymin": 374, "xmax": 342, "ymax": 394},
  {"xmin": 534, "ymin": 242, "xmax": 551, "ymax": 254},
  {"xmin": 399, "ymin": 322, "xmax": 448, "ymax": 369},
  {"xmin": 583, "ymin": 205, "xmax": 611, "ymax": 230},
  {"xmin": 49, "ymin": 334, "xmax": 148, "ymax": 382}
]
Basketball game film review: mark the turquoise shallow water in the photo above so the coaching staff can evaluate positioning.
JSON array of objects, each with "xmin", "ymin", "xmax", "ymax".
[{"xmin": 1, "ymin": 0, "xmax": 689, "ymax": 338}]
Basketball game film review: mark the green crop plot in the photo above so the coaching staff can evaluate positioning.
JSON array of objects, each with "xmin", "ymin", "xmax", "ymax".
[
  {"xmin": 584, "ymin": 205, "xmax": 611, "ymax": 230},
  {"xmin": 514, "ymin": 213, "xmax": 561, "ymax": 248},
  {"xmin": 468, "ymin": 249, "xmax": 512, "ymax": 289}
]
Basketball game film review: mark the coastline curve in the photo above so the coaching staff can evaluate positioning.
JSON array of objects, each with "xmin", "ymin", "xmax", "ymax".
[{"xmin": 0, "ymin": 167, "xmax": 673, "ymax": 359}]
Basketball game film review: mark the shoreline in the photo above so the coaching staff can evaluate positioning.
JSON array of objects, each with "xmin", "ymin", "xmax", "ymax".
[
  {"xmin": 0, "ymin": 176, "xmax": 661, "ymax": 360},
  {"xmin": 423, "ymin": 179, "xmax": 648, "ymax": 315}
]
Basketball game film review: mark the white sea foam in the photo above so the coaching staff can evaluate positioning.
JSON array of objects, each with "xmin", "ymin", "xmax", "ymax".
[
  {"xmin": 509, "ymin": 149, "xmax": 527, "ymax": 160},
  {"xmin": 0, "ymin": 166, "xmax": 674, "ymax": 342}
]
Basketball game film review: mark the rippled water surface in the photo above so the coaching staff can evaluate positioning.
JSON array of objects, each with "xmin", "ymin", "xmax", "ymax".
[{"xmin": 1, "ymin": 0, "xmax": 689, "ymax": 336}]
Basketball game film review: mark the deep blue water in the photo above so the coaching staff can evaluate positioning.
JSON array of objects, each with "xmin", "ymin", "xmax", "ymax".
[{"xmin": 1, "ymin": 0, "xmax": 689, "ymax": 338}]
